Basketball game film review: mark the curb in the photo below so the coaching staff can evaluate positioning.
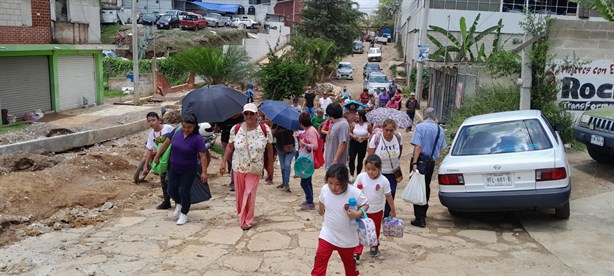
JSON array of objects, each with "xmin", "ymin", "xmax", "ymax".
[{"xmin": 0, "ymin": 120, "xmax": 149, "ymax": 155}]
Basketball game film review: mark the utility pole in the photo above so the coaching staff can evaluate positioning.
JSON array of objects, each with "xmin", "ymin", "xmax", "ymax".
[
  {"xmin": 519, "ymin": 31, "xmax": 532, "ymax": 110},
  {"xmin": 414, "ymin": 0, "xmax": 430, "ymax": 100},
  {"xmin": 131, "ymin": 0, "xmax": 140, "ymax": 105}
]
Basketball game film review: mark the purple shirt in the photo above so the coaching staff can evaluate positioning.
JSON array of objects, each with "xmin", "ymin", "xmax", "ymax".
[{"xmin": 166, "ymin": 129, "xmax": 206, "ymax": 172}]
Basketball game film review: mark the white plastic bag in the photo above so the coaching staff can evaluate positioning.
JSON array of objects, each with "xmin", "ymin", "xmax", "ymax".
[{"xmin": 402, "ymin": 171, "xmax": 427, "ymax": 205}]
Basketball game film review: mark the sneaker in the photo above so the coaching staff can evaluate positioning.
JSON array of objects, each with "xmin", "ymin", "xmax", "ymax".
[
  {"xmin": 156, "ymin": 201, "xmax": 171, "ymax": 210},
  {"xmin": 284, "ymin": 186, "xmax": 291, "ymax": 193},
  {"xmin": 176, "ymin": 213, "xmax": 187, "ymax": 225},
  {"xmin": 301, "ymin": 203, "xmax": 316, "ymax": 210},
  {"xmin": 369, "ymin": 247, "xmax": 380, "ymax": 257},
  {"xmin": 293, "ymin": 175, "xmax": 300, "ymax": 178},
  {"xmin": 172, "ymin": 204, "xmax": 182, "ymax": 218},
  {"xmin": 354, "ymin": 254, "xmax": 360, "ymax": 266},
  {"xmin": 276, "ymin": 184, "xmax": 285, "ymax": 189},
  {"xmin": 265, "ymin": 178, "xmax": 274, "ymax": 185},
  {"xmin": 298, "ymin": 201, "xmax": 308, "ymax": 208},
  {"xmin": 230, "ymin": 183, "xmax": 235, "ymax": 192},
  {"xmin": 410, "ymin": 219, "xmax": 426, "ymax": 228}
]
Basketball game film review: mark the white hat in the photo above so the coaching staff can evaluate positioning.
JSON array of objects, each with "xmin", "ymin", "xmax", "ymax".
[
  {"xmin": 243, "ymin": 103, "xmax": 258, "ymax": 113},
  {"xmin": 410, "ymin": 93, "xmax": 416, "ymax": 96}
]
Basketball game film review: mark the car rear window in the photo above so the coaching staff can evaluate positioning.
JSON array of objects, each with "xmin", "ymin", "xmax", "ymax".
[
  {"xmin": 369, "ymin": 75, "xmax": 388, "ymax": 83},
  {"xmin": 452, "ymin": 119, "xmax": 553, "ymax": 156}
]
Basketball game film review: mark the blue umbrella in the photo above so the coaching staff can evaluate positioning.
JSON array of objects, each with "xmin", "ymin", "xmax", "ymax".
[
  {"xmin": 260, "ymin": 100, "xmax": 302, "ymax": 131},
  {"xmin": 343, "ymin": 100, "xmax": 367, "ymax": 109},
  {"xmin": 181, "ymin": 84, "xmax": 247, "ymax": 123}
]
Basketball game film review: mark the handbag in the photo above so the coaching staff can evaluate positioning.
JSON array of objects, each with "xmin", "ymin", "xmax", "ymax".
[
  {"xmin": 382, "ymin": 134, "xmax": 403, "ymax": 183},
  {"xmin": 314, "ymin": 138, "xmax": 324, "ymax": 169},
  {"xmin": 402, "ymin": 172, "xmax": 427, "ymax": 205},
  {"xmin": 151, "ymin": 126, "xmax": 180, "ymax": 175},
  {"xmin": 383, "ymin": 217, "xmax": 405, "ymax": 238},
  {"xmin": 191, "ymin": 171, "xmax": 212, "ymax": 204},
  {"xmin": 356, "ymin": 209, "xmax": 378, "ymax": 247},
  {"xmin": 417, "ymin": 126, "xmax": 441, "ymax": 174}
]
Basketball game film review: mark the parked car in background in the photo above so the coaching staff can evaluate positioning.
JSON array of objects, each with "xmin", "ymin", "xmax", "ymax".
[
  {"xmin": 219, "ymin": 16, "xmax": 232, "ymax": 27},
  {"xmin": 138, "ymin": 12, "xmax": 160, "ymax": 25},
  {"xmin": 367, "ymin": 47, "xmax": 382, "ymax": 62},
  {"xmin": 352, "ymin": 40, "xmax": 364, "ymax": 54},
  {"xmin": 336, "ymin": 62, "xmax": 354, "ymax": 80},
  {"xmin": 375, "ymin": 36, "xmax": 388, "ymax": 45},
  {"xmin": 180, "ymin": 13, "xmax": 208, "ymax": 30},
  {"xmin": 231, "ymin": 17, "xmax": 259, "ymax": 29},
  {"xmin": 157, "ymin": 14, "xmax": 180, "ymax": 29},
  {"xmin": 204, "ymin": 13, "xmax": 223, "ymax": 27},
  {"xmin": 102, "ymin": 50, "xmax": 129, "ymax": 61},
  {"xmin": 572, "ymin": 107, "xmax": 614, "ymax": 163},
  {"xmin": 364, "ymin": 72, "xmax": 389, "ymax": 95},
  {"xmin": 383, "ymin": 33, "xmax": 392, "ymax": 43},
  {"xmin": 363, "ymin": 62, "xmax": 382, "ymax": 78},
  {"xmin": 163, "ymin": 10, "xmax": 188, "ymax": 19},
  {"xmin": 438, "ymin": 110, "xmax": 571, "ymax": 219}
]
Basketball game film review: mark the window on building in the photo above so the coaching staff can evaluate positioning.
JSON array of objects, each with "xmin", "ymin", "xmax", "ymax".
[
  {"xmin": 431, "ymin": 0, "xmax": 500, "ymax": 11},
  {"xmin": 502, "ymin": 0, "xmax": 577, "ymax": 15},
  {"xmin": 248, "ymin": 6, "xmax": 256, "ymax": 15},
  {"xmin": 238, "ymin": 5, "xmax": 245, "ymax": 14}
]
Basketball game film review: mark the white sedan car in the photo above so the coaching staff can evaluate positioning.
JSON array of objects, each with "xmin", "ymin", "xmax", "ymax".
[{"xmin": 438, "ymin": 110, "xmax": 571, "ymax": 219}]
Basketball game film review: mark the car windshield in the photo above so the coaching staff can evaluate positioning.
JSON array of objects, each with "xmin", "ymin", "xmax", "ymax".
[
  {"xmin": 185, "ymin": 15, "xmax": 197, "ymax": 20},
  {"xmin": 104, "ymin": 51, "xmax": 117, "ymax": 58},
  {"xmin": 369, "ymin": 75, "xmax": 387, "ymax": 83},
  {"xmin": 452, "ymin": 119, "xmax": 553, "ymax": 156},
  {"xmin": 366, "ymin": 64, "xmax": 380, "ymax": 70},
  {"xmin": 353, "ymin": 42, "xmax": 362, "ymax": 47},
  {"xmin": 338, "ymin": 63, "xmax": 352, "ymax": 69},
  {"xmin": 159, "ymin": 15, "xmax": 171, "ymax": 21},
  {"xmin": 368, "ymin": 48, "xmax": 380, "ymax": 54},
  {"xmin": 206, "ymin": 14, "xmax": 220, "ymax": 18},
  {"xmin": 143, "ymin": 14, "xmax": 156, "ymax": 20}
]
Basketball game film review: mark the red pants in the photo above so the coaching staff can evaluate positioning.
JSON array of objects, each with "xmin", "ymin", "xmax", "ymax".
[
  {"xmin": 354, "ymin": 210, "xmax": 383, "ymax": 255},
  {"xmin": 233, "ymin": 172, "xmax": 260, "ymax": 229},
  {"xmin": 312, "ymin": 238, "xmax": 359, "ymax": 276}
]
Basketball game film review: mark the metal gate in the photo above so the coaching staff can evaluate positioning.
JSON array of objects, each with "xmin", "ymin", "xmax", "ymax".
[
  {"xmin": 428, "ymin": 67, "xmax": 458, "ymax": 123},
  {"xmin": 0, "ymin": 56, "xmax": 52, "ymax": 119},
  {"xmin": 58, "ymin": 55, "xmax": 96, "ymax": 110}
]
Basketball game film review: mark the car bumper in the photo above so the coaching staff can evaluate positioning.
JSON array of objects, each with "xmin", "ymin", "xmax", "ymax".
[
  {"xmin": 368, "ymin": 57, "xmax": 382, "ymax": 61},
  {"xmin": 439, "ymin": 183, "xmax": 571, "ymax": 212},
  {"xmin": 573, "ymin": 126, "xmax": 614, "ymax": 149}
]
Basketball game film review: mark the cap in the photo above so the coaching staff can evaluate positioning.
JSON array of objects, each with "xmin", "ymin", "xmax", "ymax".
[
  {"xmin": 410, "ymin": 92, "xmax": 416, "ymax": 96},
  {"xmin": 243, "ymin": 103, "xmax": 258, "ymax": 113}
]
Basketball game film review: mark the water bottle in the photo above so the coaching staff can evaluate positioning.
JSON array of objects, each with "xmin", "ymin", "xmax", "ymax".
[{"xmin": 348, "ymin": 197, "xmax": 358, "ymax": 226}]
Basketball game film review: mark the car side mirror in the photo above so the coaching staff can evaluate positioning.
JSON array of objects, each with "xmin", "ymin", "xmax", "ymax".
[{"xmin": 450, "ymin": 132, "xmax": 456, "ymax": 140}]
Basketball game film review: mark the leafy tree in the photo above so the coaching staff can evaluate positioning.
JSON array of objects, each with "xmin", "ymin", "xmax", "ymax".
[
  {"xmin": 257, "ymin": 51, "xmax": 312, "ymax": 101},
  {"xmin": 296, "ymin": 0, "xmax": 365, "ymax": 56},
  {"xmin": 428, "ymin": 14, "xmax": 503, "ymax": 62},
  {"xmin": 371, "ymin": 0, "xmax": 401, "ymax": 28},
  {"xmin": 570, "ymin": 0, "xmax": 614, "ymax": 21},
  {"xmin": 287, "ymin": 36, "xmax": 339, "ymax": 83},
  {"xmin": 169, "ymin": 46, "xmax": 255, "ymax": 85}
]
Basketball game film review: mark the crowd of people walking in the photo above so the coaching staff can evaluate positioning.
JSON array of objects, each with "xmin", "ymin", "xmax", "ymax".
[{"xmin": 144, "ymin": 84, "xmax": 446, "ymax": 276}]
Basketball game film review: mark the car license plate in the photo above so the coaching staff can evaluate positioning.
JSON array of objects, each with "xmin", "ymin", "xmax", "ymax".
[
  {"xmin": 485, "ymin": 173, "xmax": 512, "ymax": 187},
  {"xmin": 590, "ymin": 135, "xmax": 604, "ymax": 146}
]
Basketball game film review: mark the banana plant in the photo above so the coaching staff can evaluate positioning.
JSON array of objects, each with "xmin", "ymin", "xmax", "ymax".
[
  {"xmin": 428, "ymin": 14, "xmax": 503, "ymax": 62},
  {"xmin": 570, "ymin": 0, "xmax": 614, "ymax": 21}
]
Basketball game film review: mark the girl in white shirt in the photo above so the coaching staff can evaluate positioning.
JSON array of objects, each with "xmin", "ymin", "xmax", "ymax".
[
  {"xmin": 352, "ymin": 155, "xmax": 397, "ymax": 259},
  {"xmin": 313, "ymin": 164, "xmax": 368, "ymax": 276}
]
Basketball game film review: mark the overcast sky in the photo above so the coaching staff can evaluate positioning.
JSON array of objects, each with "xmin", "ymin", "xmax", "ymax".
[{"xmin": 355, "ymin": 0, "xmax": 379, "ymax": 14}]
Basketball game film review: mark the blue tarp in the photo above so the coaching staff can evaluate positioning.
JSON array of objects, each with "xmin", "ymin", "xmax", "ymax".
[{"xmin": 189, "ymin": 1, "xmax": 239, "ymax": 13}]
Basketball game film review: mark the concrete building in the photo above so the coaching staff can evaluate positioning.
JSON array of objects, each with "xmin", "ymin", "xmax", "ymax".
[
  {"xmin": 184, "ymin": 0, "xmax": 278, "ymax": 24},
  {"xmin": 274, "ymin": 0, "xmax": 304, "ymax": 27},
  {"xmin": 0, "ymin": 0, "xmax": 113, "ymax": 120}
]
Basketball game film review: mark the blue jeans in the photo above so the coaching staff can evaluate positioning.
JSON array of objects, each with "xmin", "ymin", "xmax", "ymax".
[
  {"xmin": 277, "ymin": 151, "xmax": 294, "ymax": 187},
  {"xmin": 305, "ymin": 107, "xmax": 315, "ymax": 117},
  {"xmin": 383, "ymin": 173, "xmax": 398, "ymax": 218},
  {"xmin": 167, "ymin": 168, "xmax": 196, "ymax": 215},
  {"xmin": 300, "ymin": 176, "xmax": 313, "ymax": 204}
]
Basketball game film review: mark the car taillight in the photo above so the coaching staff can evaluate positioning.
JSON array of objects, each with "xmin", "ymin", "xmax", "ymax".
[
  {"xmin": 439, "ymin": 174, "xmax": 465, "ymax": 185},
  {"xmin": 535, "ymin": 168, "xmax": 567, "ymax": 181}
]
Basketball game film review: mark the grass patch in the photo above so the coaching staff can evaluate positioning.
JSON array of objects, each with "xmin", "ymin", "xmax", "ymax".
[
  {"xmin": 0, "ymin": 122, "xmax": 30, "ymax": 133},
  {"xmin": 101, "ymin": 25, "xmax": 128, "ymax": 44},
  {"xmin": 104, "ymin": 90, "xmax": 125, "ymax": 98},
  {"xmin": 211, "ymin": 143, "xmax": 224, "ymax": 155}
]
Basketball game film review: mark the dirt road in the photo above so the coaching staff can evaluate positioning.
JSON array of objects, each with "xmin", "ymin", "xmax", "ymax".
[{"xmin": 0, "ymin": 42, "xmax": 612, "ymax": 275}]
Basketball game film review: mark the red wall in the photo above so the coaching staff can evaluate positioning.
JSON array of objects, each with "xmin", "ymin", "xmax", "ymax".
[
  {"xmin": 274, "ymin": 0, "xmax": 304, "ymax": 27},
  {"xmin": 0, "ymin": 0, "xmax": 52, "ymax": 44}
]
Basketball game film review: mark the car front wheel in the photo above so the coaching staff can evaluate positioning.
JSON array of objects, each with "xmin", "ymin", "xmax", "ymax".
[
  {"xmin": 587, "ymin": 145, "xmax": 614, "ymax": 163},
  {"xmin": 555, "ymin": 201, "xmax": 570, "ymax": 219}
]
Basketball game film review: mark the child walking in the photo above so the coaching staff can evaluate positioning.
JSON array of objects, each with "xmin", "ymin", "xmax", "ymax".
[
  {"xmin": 312, "ymin": 164, "xmax": 369, "ymax": 276},
  {"xmin": 352, "ymin": 155, "xmax": 397, "ymax": 259}
]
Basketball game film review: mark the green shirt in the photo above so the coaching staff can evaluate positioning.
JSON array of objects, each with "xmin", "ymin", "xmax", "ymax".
[{"xmin": 312, "ymin": 115, "xmax": 328, "ymax": 131}]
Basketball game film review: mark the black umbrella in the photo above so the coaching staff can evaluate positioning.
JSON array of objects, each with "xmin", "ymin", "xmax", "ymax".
[{"xmin": 181, "ymin": 84, "xmax": 247, "ymax": 123}]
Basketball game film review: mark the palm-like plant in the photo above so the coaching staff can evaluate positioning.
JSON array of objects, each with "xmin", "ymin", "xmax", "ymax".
[
  {"xmin": 571, "ymin": 0, "xmax": 614, "ymax": 21},
  {"xmin": 428, "ymin": 14, "xmax": 503, "ymax": 62},
  {"xmin": 169, "ymin": 46, "xmax": 255, "ymax": 85},
  {"xmin": 287, "ymin": 36, "xmax": 338, "ymax": 83}
]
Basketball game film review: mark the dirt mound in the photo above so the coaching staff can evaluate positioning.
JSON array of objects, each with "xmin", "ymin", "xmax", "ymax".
[
  {"xmin": 0, "ymin": 153, "xmax": 60, "ymax": 174},
  {"xmin": 163, "ymin": 109, "xmax": 182, "ymax": 124},
  {"xmin": 67, "ymin": 152, "xmax": 133, "ymax": 174}
]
